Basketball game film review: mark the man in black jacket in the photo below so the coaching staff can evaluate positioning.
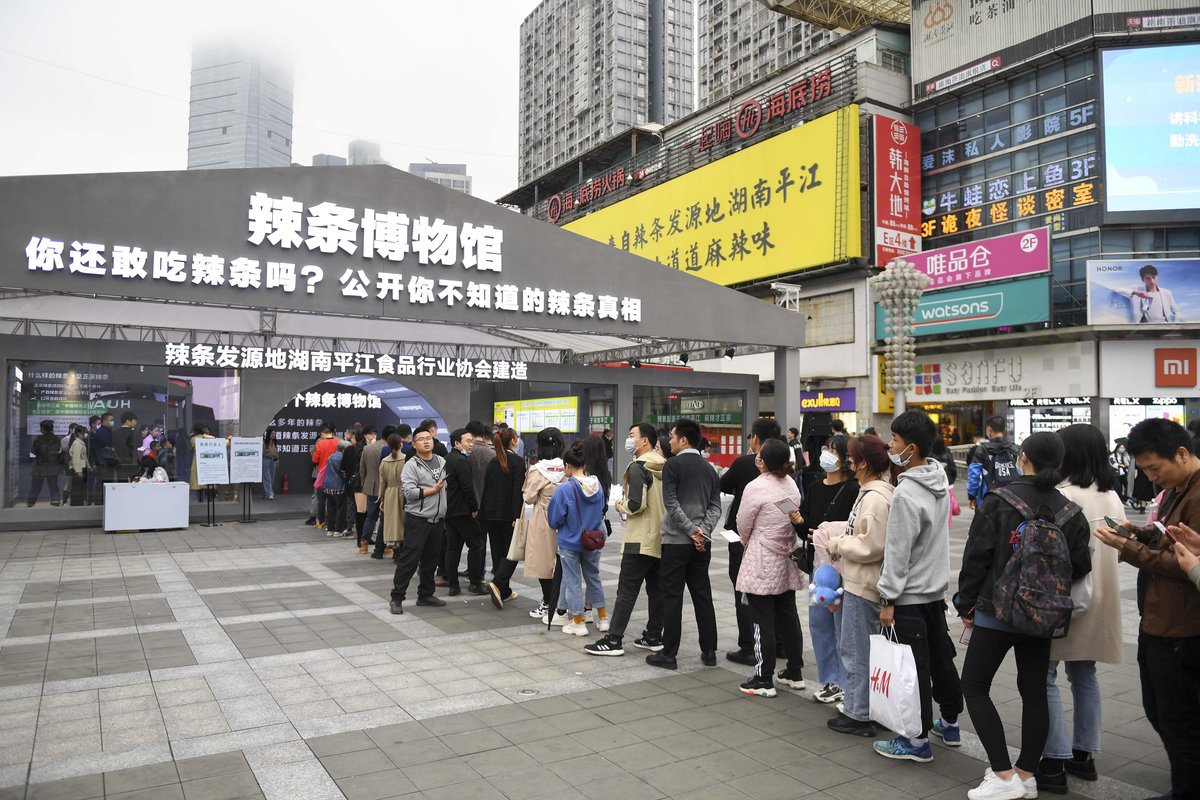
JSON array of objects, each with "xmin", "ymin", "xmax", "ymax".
[
  {"xmin": 720, "ymin": 418, "xmax": 783, "ymax": 665},
  {"xmin": 648, "ymin": 418, "xmax": 722, "ymax": 670},
  {"xmin": 115, "ymin": 412, "xmax": 141, "ymax": 480},
  {"xmin": 444, "ymin": 428, "xmax": 486, "ymax": 596}
]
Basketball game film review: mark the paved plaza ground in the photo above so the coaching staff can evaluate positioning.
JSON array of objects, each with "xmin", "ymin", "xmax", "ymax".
[{"xmin": 0, "ymin": 492, "xmax": 1170, "ymax": 800}]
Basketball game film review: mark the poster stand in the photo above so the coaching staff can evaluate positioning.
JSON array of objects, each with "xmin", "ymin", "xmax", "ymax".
[
  {"xmin": 239, "ymin": 483, "xmax": 258, "ymax": 524},
  {"xmin": 201, "ymin": 487, "xmax": 220, "ymax": 528}
]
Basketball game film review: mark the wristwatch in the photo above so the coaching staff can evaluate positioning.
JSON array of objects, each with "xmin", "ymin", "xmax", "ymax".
[{"xmin": 879, "ymin": 596, "xmax": 893, "ymax": 607}]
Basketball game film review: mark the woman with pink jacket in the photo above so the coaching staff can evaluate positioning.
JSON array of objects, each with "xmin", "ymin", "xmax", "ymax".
[{"xmin": 735, "ymin": 439, "xmax": 806, "ymax": 698}]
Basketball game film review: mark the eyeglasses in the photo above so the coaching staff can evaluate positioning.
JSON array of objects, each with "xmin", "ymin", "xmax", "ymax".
[{"xmin": 413, "ymin": 436, "xmax": 433, "ymax": 443}]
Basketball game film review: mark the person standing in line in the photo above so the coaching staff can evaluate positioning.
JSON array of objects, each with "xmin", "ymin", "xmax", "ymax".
[
  {"xmin": 580, "ymin": 435, "xmax": 614, "ymax": 624},
  {"xmin": 341, "ymin": 428, "xmax": 364, "ymax": 533},
  {"xmin": 956, "ymin": 432, "xmax": 1091, "ymax": 800},
  {"xmin": 873, "ymin": 410, "xmax": 964, "ymax": 763},
  {"xmin": 444, "ymin": 428, "xmax": 487, "ymax": 596},
  {"xmin": 793, "ymin": 434, "xmax": 859, "ymax": 705},
  {"xmin": 547, "ymin": 441, "xmax": 607, "ymax": 636},
  {"xmin": 483, "ymin": 429, "xmax": 527, "ymax": 609},
  {"xmin": 734, "ymin": 439, "xmax": 807, "ymax": 697},
  {"xmin": 389, "ymin": 428, "xmax": 448, "ymax": 614},
  {"xmin": 968, "ymin": 416, "xmax": 1021, "ymax": 511},
  {"xmin": 115, "ymin": 412, "xmax": 141, "ymax": 481},
  {"xmin": 720, "ymin": 418, "xmax": 783, "ymax": 666},
  {"xmin": 359, "ymin": 427, "xmax": 385, "ymax": 555},
  {"xmin": 825, "ymin": 434, "xmax": 895, "ymax": 737},
  {"xmin": 521, "ymin": 428, "xmax": 567, "ymax": 622},
  {"xmin": 320, "ymin": 440, "xmax": 349, "ymax": 537},
  {"xmin": 649, "ymin": 418, "xmax": 721, "ymax": 670},
  {"xmin": 376, "ymin": 433, "xmax": 406, "ymax": 562},
  {"xmin": 311, "ymin": 424, "xmax": 338, "ymax": 531},
  {"xmin": 27, "ymin": 419, "xmax": 62, "ymax": 506},
  {"xmin": 1109, "ymin": 440, "xmax": 1131, "ymax": 507},
  {"xmin": 262, "ymin": 427, "xmax": 279, "ymax": 500},
  {"xmin": 466, "ymin": 420, "xmax": 497, "ymax": 573},
  {"xmin": 585, "ymin": 423, "xmax": 666, "ymax": 656},
  {"xmin": 1035, "ymin": 424, "xmax": 1125, "ymax": 794},
  {"xmin": 66, "ymin": 425, "xmax": 88, "ymax": 506},
  {"xmin": 1094, "ymin": 418, "xmax": 1200, "ymax": 800}
]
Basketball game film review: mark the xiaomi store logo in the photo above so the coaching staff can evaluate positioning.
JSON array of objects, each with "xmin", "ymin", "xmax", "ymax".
[{"xmin": 1156, "ymin": 348, "xmax": 1197, "ymax": 388}]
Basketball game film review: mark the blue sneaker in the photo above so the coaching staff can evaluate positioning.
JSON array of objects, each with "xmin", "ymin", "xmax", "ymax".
[
  {"xmin": 873, "ymin": 736, "xmax": 934, "ymax": 763},
  {"xmin": 931, "ymin": 719, "xmax": 962, "ymax": 747}
]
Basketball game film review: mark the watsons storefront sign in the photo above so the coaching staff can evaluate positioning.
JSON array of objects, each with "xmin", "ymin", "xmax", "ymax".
[
  {"xmin": 800, "ymin": 388, "xmax": 856, "ymax": 411},
  {"xmin": 874, "ymin": 275, "xmax": 1050, "ymax": 337}
]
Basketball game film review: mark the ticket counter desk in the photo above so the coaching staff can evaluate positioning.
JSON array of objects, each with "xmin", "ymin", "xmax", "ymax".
[{"xmin": 103, "ymin": 481, "xmax": 190, "ymax": 532}]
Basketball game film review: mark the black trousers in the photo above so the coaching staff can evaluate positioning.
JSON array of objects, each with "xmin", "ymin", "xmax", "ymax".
[
  {"xmin": 483, "ymin": 519, "xmax": 514, "ymax": 578},
  {"xmin": 659, "ymin": 542, "xmax": 718, "ymax": 658},
  {"xmin": 444, "ymin": 515, "xmax": 485, "ymax": 588},
  {"xmin": 324, "ymin": 492, "xmax": 345, "ymax": 532},
  {"xmin": 747, "ymin": 591, "xmax": 804, "ymax": 679},
  {"xmin": 607, "ymin": 551, "xmax": 663, "ymax": 642},
  {"xmin": 26, "ymin": 473, "xmax": 60, "ymax": 505},
  {"xmin": 728, "ymin": 542, "xmax": 755, "ymax": 652},
  {"xmin": 391, "ymin": 515, "xmax": 445, "ymax": 603},
  {"xmin": 961, "ymin": 624, "xmax": 1051, "ymax": 773},
  {"xmin": 69, "ymin": 471, "xmax": 87, "ymax": 506},
  {"xmin": 1139, "ymin": 631, "xmax": 1200, "ymax": 799},
  {"xmin": 892, "ymin": 600, "xmax": 964, "ymax": 739}
]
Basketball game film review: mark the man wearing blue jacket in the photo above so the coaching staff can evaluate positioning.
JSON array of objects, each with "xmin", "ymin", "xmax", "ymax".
[{"xmin": 968, "ymin": 416, "xmax": 1020, "ymax": 510}]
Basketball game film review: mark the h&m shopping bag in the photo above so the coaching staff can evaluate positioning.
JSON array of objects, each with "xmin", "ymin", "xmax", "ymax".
[{"xmin": 868, "ymin": 626, "xmax": 921, "ymax": 739}]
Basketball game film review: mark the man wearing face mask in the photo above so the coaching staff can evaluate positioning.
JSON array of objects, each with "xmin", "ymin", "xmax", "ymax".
[
  {"xmin": 585, "ymin": 423, "xmax": 667, "ymax": 656},
  {"xmin": 873, "ymin": 410, "xmax": 964, "ymax": 764}
]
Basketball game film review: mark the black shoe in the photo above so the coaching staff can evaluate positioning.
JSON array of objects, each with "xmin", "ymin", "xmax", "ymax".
[
  {"xmin": 458, "ymin": 569, "xmax": 469, "ymax": 577},
  {"xmin": 739, "ymin": 676, "xmax": 777, "ymax": 697},
  {"xmin": 487, "ymin": 581, "xmax": 505, "ymax": 610},
  {"xmin": 701, "ymin": 651, "xmax": 717, "ymax": 667},
  {"xmin": 646, "ymin": 652, "xmax": 678, "ymax": 670},
  {"xmin": 1035, "ymin": 761, "xmax": 1069, "ymax": 795},
  {"xmin": 448, "ymin": 586, "xmax": 461, "ymax": 597},
  {"xmin": 304, "ymin": 517, "xmax": 316, "ymax": 526},
  {"xmin": 370, "ymin": 552, "xmax": 383, "ymax": 560},
  {"xmin": 827, "ymin": 712, "xmax": 877, "ymax": 737},
  {"xmin": 633, "ymin": 636, "xmax": 664, "ymax": 652},
  {"xmin": 584, "ymin": 635, "xmax": 625, "ymax": 656},
  {"xmin": 726, "ymin": 649, "xmax": 756, "ymax": 666},
  {"xmin": 467, "ymin": 583, "xmax": 487, "ymax": 596},
  {"xmin": 1065, "ymin": 752, "xmax": 1097, "ymax": 781},
  {"xmin": 416, "ymin": 596, "xmax": 446, "ymax": 607},
  {"xmin": 389, "ymin": 601, "xmax": 403, "ymax": 615}
]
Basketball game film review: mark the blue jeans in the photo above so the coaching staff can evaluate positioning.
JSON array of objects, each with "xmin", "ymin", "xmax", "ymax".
[
  {"xmin": 810, "ymin": 599, "xmax": 844, "ymax": 686},
  {"xmin": 362, "ymin": 496, "xmax": 380, "ymax": 545},
  {"xmin": 839, "ymin": 591, "xmax": 879, "ymax": 722},
  {"xmin": 262, "ymin": 458, "xmax": 276, "ymax": 498},
  {"xmin": 1045, "ymin": 660, "xmax": 1102, "ymax": 758},
  {"xmin": 558, "ymin": 548, "xmax": 604, "ymax": 617}
]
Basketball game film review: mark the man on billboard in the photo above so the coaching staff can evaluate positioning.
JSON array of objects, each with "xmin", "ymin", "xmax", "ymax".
[{"xmin": 1127, "ymin": 265, "xmax": 1180, "ymax": 324}]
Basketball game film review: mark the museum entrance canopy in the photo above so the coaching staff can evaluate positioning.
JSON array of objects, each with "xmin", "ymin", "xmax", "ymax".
[{"xmin": 0, "ymin": 166, "xmax": 803, "ymax": 364}]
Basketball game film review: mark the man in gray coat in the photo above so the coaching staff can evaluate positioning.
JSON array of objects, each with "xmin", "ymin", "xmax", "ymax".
[{"xmin": 359, "ymin": 426, "xmax": 386, "ymax": 555}]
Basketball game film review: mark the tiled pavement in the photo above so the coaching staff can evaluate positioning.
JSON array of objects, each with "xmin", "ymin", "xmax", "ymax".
[{"xmin": 0, "ymin": 495, "xmax": 1171, "ymax": 800}]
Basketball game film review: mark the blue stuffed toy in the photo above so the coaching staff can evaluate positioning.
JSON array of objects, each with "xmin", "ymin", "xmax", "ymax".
[{"xmin": 809, "ymin": 564, "xmax": 844, "ymax": 608}]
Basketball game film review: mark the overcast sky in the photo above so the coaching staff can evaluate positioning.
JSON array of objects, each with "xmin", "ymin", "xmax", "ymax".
[{"xmin": 0, "ymin": 0, "xmax": 547, "ymax": 202}]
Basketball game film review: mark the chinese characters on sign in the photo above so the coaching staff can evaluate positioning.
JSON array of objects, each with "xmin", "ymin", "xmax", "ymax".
[
  {"xmin": 163, "ymin": 343, "xmax": 530, "ymax": 382},
  {"xmin": 545, "ymin": 167, "xmax": 627, "ymax": 224},
  {"xmin": 907, "ymin": 227, "xmax": 1049, "ymax": 290},
  {"xmin": 22, "ymin": 194, "xmax": 644, "ymax": 325},
  {"xmin": 873, "ymin": 115, "xmax": 922, "ymax": 265},
  {"xmin": 693, "ymin": 67, "xmax": 834, "ymax": 151}
]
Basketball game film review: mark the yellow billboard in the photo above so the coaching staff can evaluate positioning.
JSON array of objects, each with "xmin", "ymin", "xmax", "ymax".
[{"xmin": 565, "ymin": 105, "xmax": 861, "ymax": 286}]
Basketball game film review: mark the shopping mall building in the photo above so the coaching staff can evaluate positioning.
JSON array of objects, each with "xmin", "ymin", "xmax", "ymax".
[{"xmin": 502, "ymin": 5, "xmax": 1200, "ymax": 445}]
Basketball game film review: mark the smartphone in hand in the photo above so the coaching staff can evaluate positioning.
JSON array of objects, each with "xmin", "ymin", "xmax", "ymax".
[{"xmin": 1104, "ymin": 516, "xmax": 1134, "ymax": 538}]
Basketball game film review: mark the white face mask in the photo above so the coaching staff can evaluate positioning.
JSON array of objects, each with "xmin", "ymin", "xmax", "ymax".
[
  {"xmin": 624, "ymin": 437, "xmax": 636, "ymax": 454},
  {"xmin": 819, "ymin": 451, "xmax": 840, "ymax": 473},
  {"xmin": 889, "ymin": 444, "xmax": 913, "ymax": 467}
]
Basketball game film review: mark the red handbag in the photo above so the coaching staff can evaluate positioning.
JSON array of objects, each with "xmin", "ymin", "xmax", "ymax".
[{"xmin": 570, "ymin": 481, "xmax": 607, "ymax": 551}]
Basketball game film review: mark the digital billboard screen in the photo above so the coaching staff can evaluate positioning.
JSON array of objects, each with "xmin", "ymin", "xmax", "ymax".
[{"xmin": 1101, "ymin": 42, "xmax": 1200, "ymax": 222}]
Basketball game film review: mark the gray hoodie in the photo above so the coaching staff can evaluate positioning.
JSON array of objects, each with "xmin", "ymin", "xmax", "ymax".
[
  {"xmin": 401, "ymin": 453, "xmax": 448, "ymax": 521},
  {"xmin": 876, "ymin": 461, "xmax": 951, "ymax": 606}
]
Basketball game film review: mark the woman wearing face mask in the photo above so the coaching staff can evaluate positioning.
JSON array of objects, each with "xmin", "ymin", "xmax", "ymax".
[
  {"xmin": 788, "ymin": 435, "xmax": 858, "ymax": 705},
  {"xmin": 824, "ymin": 434, "xmax": 896, "ymax": 737}
]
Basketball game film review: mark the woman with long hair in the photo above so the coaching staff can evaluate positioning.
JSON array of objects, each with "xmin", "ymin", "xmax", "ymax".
[
  {"xmin": 262, "ymin": 427, "xmax": 279, "ymax": 500},
  {"xmin": 483, "ymin": 429, "xmax": 527, "ymax": 609},
  {"xmin": 522, "ymin": 427, "xmax": 567, "ymax": 621},
  {"xmin": 1036, "ymin": 425, "xmax": 1124, "ymax": 793},
  {"xmin": 791, "ymin": 434, "xmax": 859, "ymax": 704},
  {"xmin": 547, "ymin": 441, "xmax": 607, "ymax": 636},
  {"xmin": 734, "ymin": 439, "xmax": 806, "ymax": 697},
  {"xmin": 825, "ymin": 434, "xmax": 896, "ymax": 737},
  {"xmin": 955, "ymin": 432, "xmax": 1092, "ymax": 800}
]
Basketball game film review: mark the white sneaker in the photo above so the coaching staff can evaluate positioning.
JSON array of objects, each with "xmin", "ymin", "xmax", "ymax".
[
  {"xmin": 562, "ymin": 620, "xmax": 589, "ymax": 636},
  {"xmin": 1022, "ymin": 776, "xmax": 1038, "ymax": 799},
  {"xmin": 529, "ymin": 602, "xmax": 547, "ymax": 619},
  {"xmin": 597, "ymin": 617, "xmax": 610, "ymax": 632},
  {"xmin": 542, "ymin": 611, "xmax": 568, "ymax": 627},
  {"xmin": 584, "ymin": 610, "xmax": 595, "ymax": 624},
  {"xmin": 967, "ymin": 770, "xmax": 1027, "ymax": 800}
]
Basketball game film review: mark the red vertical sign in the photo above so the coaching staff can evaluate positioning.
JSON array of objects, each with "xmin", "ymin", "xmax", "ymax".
[{"xmin": 873, "ymin": 115, "xmax": 922, "ymax": 266}]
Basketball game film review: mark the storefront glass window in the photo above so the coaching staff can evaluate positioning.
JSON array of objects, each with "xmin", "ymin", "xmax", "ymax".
[
  {"xmin": 5, "ymin": 361, "xmax": 239, "ymax": 508},
  {"xmin": 633, "ymin": 385, "xmax": 745, "ymax": 469},
  {"xmin": 473, "ymin": 381, "xmax": 616, "ymax": 455}
]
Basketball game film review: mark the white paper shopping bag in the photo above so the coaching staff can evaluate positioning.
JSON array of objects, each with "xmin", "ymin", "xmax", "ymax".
[{"xmin": 868, "ymin": 627, "xmax": 921, "ymax": 739}]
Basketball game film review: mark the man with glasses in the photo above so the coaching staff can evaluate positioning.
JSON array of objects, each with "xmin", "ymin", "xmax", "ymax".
[{"xmin": 390, "ymin": 429, "xmax": 449, "ymax": 614}]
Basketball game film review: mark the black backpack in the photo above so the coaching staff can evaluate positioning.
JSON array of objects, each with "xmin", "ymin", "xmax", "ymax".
[{"xmin": 983, "ymin": 441, "xmax": 1020, "ymax": 493}]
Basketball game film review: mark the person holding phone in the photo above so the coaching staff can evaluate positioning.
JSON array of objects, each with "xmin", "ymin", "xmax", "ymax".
[
  {"xmin": 1094, "ymin": 418, "xmax": 1200, "ymax": 800},
  {"xmin": 389, "ymin": 428, "xmax": 448, "ymax": 615},
  {"xmin": 1170, "ymin": 523, "xmax": 1200, "ymax": 591}
]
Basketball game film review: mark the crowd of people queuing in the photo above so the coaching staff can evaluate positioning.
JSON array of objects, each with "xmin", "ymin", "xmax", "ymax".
[{"xmin": 237, "ymin": 409, "xmax": 1200, "ymax": 800}]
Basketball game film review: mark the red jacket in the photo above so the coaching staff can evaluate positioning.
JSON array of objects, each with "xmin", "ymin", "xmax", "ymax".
[{"xmin": 312, "ymin": 437, "xmax": 338, "ymax": 485}]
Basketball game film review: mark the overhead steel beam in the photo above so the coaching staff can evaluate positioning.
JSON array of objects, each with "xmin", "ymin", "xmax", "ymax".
[{"xmin": 757, "ymin": 0, "xmax": 909, "ymax": 30}]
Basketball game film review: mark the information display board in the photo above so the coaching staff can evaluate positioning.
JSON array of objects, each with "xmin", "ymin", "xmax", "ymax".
[
  {"xmin": 229, "ymin": 437, "xmax": 263, "ymax": 484},
  {"xmin": 493, "ymin": 397, "xmax": 579, "ymax": 434},
  {"xmin": 194, "ymin": 437, "xmax": 229, "ymax": 485}
]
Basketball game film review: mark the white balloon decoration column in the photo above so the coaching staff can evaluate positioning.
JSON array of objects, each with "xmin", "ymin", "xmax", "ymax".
[{"xmin": 869, "ymin": 258, "xmax": 932, "ymax": 416}]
